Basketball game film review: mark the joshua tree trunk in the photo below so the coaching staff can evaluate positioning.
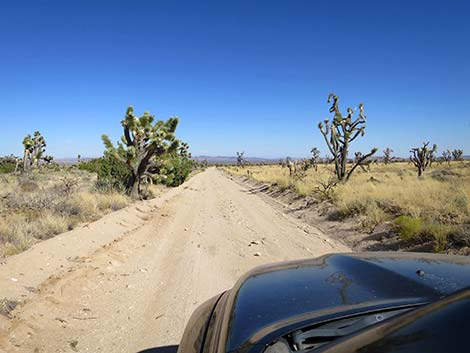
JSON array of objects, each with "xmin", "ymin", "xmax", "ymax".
[
  {"xmin": 23, "ymin": 150, "xmax": 30, "ymax": 172},
  {"xmin": 129, "ymin": 176, "xmax": 140, "ymax": 198}
]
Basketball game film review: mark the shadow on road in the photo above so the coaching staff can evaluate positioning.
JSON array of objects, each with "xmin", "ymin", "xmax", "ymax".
[{"xmin": 137, "ymin": 345, "xmax": 178, "ymax": 353}]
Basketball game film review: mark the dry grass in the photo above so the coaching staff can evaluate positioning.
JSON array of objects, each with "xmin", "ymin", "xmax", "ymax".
[
  {"xmin": 225, "ymin": 161, "xmax": 470, "ymax": 251},
  {"xmin": 0, "ymin": 169, "xmax": 130, "ymax": 257}
]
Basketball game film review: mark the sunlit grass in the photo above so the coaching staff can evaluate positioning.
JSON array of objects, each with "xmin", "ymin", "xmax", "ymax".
[
  {"xmin": 0, "ymin": 169, "xmax": 131, "ymax": 257},
  {"xmin": 225, "ymin": 161, "xmax": 470, "ymax": 250}
]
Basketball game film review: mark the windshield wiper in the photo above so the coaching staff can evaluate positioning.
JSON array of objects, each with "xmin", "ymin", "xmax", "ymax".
[{"xmin": 289, "ymin": 307, "xmax": 413, "ymax": 351}]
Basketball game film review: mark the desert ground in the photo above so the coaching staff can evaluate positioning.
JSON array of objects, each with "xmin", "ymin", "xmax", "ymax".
[{"xmin": 0, "ymin": 168, "xmax": 347, "ymax": 353}]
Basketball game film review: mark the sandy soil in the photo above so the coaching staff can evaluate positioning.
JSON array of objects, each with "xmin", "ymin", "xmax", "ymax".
[{"xmin": 0, "ymin": 168, "xmax": 348, "ymax": 353}]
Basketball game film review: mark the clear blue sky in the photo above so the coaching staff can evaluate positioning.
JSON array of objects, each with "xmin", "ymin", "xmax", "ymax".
[{"xmin": 1, "ymin": 0, "xmax": 469, "ymax": 158}]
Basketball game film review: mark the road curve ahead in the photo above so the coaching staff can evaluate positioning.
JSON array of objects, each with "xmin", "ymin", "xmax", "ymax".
[{"xmin": 0, "ymin": 168, "xmax": 348, "ymax": 353}]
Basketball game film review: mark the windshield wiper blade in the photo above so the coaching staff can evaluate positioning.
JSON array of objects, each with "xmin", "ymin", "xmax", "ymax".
[{"xmin": 291, "ymin": 307, "xmax": 413, "ymax": 351}]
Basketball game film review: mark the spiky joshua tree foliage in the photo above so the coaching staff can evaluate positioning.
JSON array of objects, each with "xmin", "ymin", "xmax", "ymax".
[
  {"xmin": 178, "ymin": 142, "xmax": 191, "ymax": 159},
  {"xmin": 22, "ymin": 131, "xmax": 47, "ymax": 171},
  {"xmin": 318, "ymin": 93, "xmax": 377, "ymax": 182},
  {"xmin": 102, "ymin": 106, "xmax": 179, "ymax": 198},
  {"xmin": 452, "ymin": 149, "xmax": 464, "ymax": 161},
  {"xmin": 383, "ymin": 147, "xmax": 394, "ymax": 164},
  {"xmin": 441, "ymin": 150, "xmax": 452, "ymax": 167},
  {"xmin": 236, "ymin": 151, "xmax": 245, "ymax": 167},
  {"xmin": 410, "ymin": 142, "xmax": 437, "ymax": 177},
  {"xmin": 310, "ymin": 147, "xmax": 320, "ymax": 171}
]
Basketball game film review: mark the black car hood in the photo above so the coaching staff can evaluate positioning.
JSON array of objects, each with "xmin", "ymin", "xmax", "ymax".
[{"xmin": 222, "ymin": 252, "xmax": 470, "ymax": 352}]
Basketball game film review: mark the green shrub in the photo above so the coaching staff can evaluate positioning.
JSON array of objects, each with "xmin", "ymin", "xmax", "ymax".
[
  {"xmin": 78, "ymin": 158, "xmax": 102, "ymax": 173},
  {"xmin": 395, "ymin": 215, "xmax": 424, "ymax": 240},
  {"xmin": 160, "ymin": 156, "xmax": 193, "ymax": 187},
  {"xmin": 79, "ymin": 156, "xmax": 131, "ymax": 192},
  {"xmin": 97, "ymin": 156, "xmax": 131, "ymax": 191},
  {"xmin": 0, "ymin": 156, "xmax": 19, "ymax": 174},
  {"xmin": 423, "ymin": 223, "xmax": 451, "ymax": 252}
]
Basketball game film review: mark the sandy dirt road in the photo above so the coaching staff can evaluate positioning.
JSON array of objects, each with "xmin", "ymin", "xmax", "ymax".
[{"xmin": 0, "ymin": 168, "xmax": 348, "ymax": 353}]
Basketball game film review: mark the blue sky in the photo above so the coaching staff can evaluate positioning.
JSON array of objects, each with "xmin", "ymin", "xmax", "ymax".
[{"xmin": 1, "ymin": 0, "xmax": 469, "ymax": 158}]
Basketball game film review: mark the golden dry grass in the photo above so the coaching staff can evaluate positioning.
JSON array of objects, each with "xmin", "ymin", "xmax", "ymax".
[
  {"xmin": 225, "ymin": 161, "xmax": 470, "ymax": 249},
  {"xmin": 0, "ymin": 169, "xmax": 130, "ymax": 257}
]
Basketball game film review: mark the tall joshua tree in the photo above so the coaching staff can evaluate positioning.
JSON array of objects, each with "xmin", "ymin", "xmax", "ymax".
[
  {"xmin": 236, "ymin": 151, "xmax": 245, "ymax": 167},
  {"xmin": 22, "ymin": 131, "xmax": 46, "ymax": 171},
  {"xmin": 452, "ymin": 149, "xmax": 464, "ymax": 161},
  {"xmin": 310, "ymin": 147, "xmax": 320, "ymax": 171},
  {"xmin": 383, "ymin": 147, "xmax": 394, "ymax": 164},
  {"xmin": 410, "ymin": 142, "xmax": 437, "ymax": 177},
  {"xmin": 318, "ymin": 93, "xmax": 377, "ymax": 182},
  {"xmin": 102, "ymin": 106, "xmax": 179, "ymax": 198},
  {"xmin": 442, "ymin": 149, "xmax": 452, "ymax": 167}
]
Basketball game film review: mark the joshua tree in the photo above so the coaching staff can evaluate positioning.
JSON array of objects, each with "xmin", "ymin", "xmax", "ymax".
[
  {"xmin": 102, "ymin": 106, "xmax": 179, "ymax": 198},
  {"xmin": 318, "ymin": 93, "xmax": 377, "ymax": 182},
  {"xmin": 383, "ymin": 147, "xmax": 394, "ymax": 164},
  {"xmin": 452, "ymin": 149, "xmax": 464, "ymax": 161},
  {"xmin": 22, "ymin": 131, "xmax": 47, "ymax": 171},
  {"xmin": 410, "ymin": 142, "xmax": 437, "ymax": 177},
  {"xmin": 285, "ymin": 157, "xmax": 295, "ymax": 176},
  {"xmin": 441, "ymin": 150, "xmax": 452, "ymax": 167},
  {"xmin": 236, "ymin": 151, "xmax": 245, "ymax": 167},
  {"xmin": 310, "ymin": 147, "xmax": 320, "ymax": 171},
  {"xmin": 77, "ymin": 154, "xmax": 81, "ymax": 164}
]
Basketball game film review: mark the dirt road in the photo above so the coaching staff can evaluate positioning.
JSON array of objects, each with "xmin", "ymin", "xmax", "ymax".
[{"xmin": 0, "ymin": 168, "xmax": 348, "ymax": 353}]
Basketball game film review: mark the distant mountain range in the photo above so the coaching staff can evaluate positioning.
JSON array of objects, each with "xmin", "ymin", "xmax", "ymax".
[
  {"xmin": 192, "ymin": 156, "xmax": 282, "ymax": 164},
  {"xmin": 53, "ymin": 155, "xmax": 470, "ymax": 165}
]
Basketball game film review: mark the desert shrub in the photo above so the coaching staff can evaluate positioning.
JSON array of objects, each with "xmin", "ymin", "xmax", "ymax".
[
  {"xmin": 0, "ymin": 215, "xmax": 38, "ymax": 255},
  {"xmin": 56, "ymin": 193, "xmax": 97, "ymax": 220},
  {"xmin": 18, "ymin": 179, "xmax": 39, "ymax": 192},
  {"xmin": 0, "ymin": 169, "xmax": 132, "ymax": 257},
  {"xmin": 96, "ymin": 156, "xmax": 131, "ymax": 192},
  {"xmin": 78, "ymin": 158, "xmax": 101, "ymax": 173},
  {"xmin": 55, "ymin": 176, "xmax": 79, "ymax": 195},
  {"xmin": 79, "ymin": 156, "xmax": 131, "ymax": 192},
  {"xmin": 0, "ymin": 156, "xmax": 18, "ymax": 174},
  {"xmin": 360, "ymin": 205, "xmax": 389, "ymax": 233},
  {"xmin": 337, "ymin": 198, "xmax": 390, "ymax": 232},
  {"xmin": 161, "ymin": 155, "xmax": 193, "ymax": 187},
  {"xmin": 4, "ymin": 190, "xmax": 56, "ymax": 211},
  {"xmin": 448, "ymin": 226, "xmax": 470, "ymax": 248},
  {"xmin": 395, "ymin": 216, "xmax": 425, "ymax": 240},
  {"xmin": 431, "ymin": 169, "xmax": 461, "ymax": 182},
  {"xmin": 313, "ymin": 178, "xmax": 338, "ymax": 201},
  {"xmin": 395, "ymin": 216, "xmax": 456, "ymax": 251},
  {"xmin": 96, "ymin": 193, "xmax": 129, "ymax": 211},
  {"xmin": 93, "ymin": 178, "xmax": 121, "ymax": 193},
  {"xmin": 423, "ymin": 223, "xmax": 452, "ymax": 252},
  {"xmin": 139, "ymin": 186, "xmax": 156, "ymax": 200},
  {"xmin": 35, "ymin": 212, "xmax": 69, "ymax": 239}
]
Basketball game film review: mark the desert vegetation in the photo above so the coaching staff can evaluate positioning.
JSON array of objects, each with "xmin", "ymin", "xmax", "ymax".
[
  {"xmin": 0, "ymin": 106, "xmax": 198, "ymax": 257},
  {"xmin": 225, "ymin": 161, "xmax": 469, "ymax": 253},
  {"xmin": 0, "ymin": 169, "xmax": 129, "ymax": 257},
  {"xmin": 226, "ymin": 93, "xmax": 469, "ymax": 253}
]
